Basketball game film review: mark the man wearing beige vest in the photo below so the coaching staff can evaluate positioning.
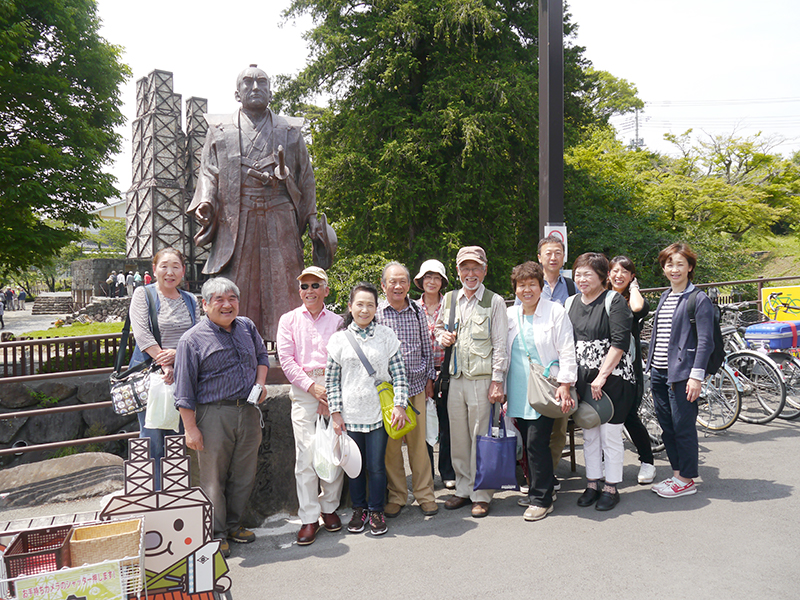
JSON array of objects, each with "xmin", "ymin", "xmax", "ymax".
[{"xmin": 434, "ymin": 246, "xmax": 508, "ymax": 518}]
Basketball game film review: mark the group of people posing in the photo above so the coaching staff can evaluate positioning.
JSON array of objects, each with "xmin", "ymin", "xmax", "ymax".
[
  {"xmin": 277, "ymin": 236, "xmax": 715, "ymax": 542},
  {"xmin": 127, "ymin": 235, "xmax": 714, "ymax": 555}
]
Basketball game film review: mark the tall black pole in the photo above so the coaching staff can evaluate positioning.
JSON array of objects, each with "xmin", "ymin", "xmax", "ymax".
[{"xmin": 538, "ymin": 0, "xmax": 564, "ymax": 237}]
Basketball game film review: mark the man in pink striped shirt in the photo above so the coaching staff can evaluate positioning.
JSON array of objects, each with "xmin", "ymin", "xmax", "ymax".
[{"xmin": 277, "ymin": 266, "xmax": 344, "ymax": 546}]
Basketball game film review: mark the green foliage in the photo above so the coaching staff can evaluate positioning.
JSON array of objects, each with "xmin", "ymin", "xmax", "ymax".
[
  {"xmin": 324, "ymin": 250, "xmax": 391, "ymax": 313},
  {"xmin": 277, "ymin": 0, "xmax": 597, "ymax": 295},
  {"xmin": 0, "ymin": 0, "xmax": 130, "ymax": 276},
  {"xmin": 85, "ymin": 220, "xmax": 127, "ymax": 257},
  {"xmin": 564, "ymin": 127, "xmax": 759, "ymax": 287},
  {"xmin": 643, "ymin": 131, "xmax": 799, "ymax": 240},
  {"xmin": 582, "ymin": 67, "xmax": 644, "ymax": 123},
  {"xmin": 28, "ymin": 389, "xmax": 58, "ymax": 407}
]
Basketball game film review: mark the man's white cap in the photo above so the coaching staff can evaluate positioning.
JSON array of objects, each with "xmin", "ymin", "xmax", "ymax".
[{"xmin": 297, "ymin": 266, "xmax": 328, "ymax": 284}]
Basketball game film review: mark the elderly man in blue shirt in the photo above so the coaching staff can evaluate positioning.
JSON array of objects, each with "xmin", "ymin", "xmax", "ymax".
[{"xmin": 175, "ymin": 277, "xmax": 269, "ymax": 558}]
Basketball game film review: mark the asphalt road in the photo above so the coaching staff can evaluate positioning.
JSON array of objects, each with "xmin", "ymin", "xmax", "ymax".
[{"xmin": 3, "ymin": 418, "xmax": 797, "ymax": 600}]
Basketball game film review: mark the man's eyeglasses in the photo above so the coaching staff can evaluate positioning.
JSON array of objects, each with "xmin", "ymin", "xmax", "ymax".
[{"xmin": 300, "ymin": 283, "xmax": 322, "ymax": 290}]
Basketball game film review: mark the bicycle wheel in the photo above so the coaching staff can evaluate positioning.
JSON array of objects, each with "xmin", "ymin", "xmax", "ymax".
[
  {"xmin": 726, "ymin": 351, "xmax": 786, "ymax": 424},
  {"xmin": 768, "ymin": 352, "xmax": 800, "ymax": 420},
  {"xmin": 638, "ymin": 376, "xmax": 664, "ymax": 453},
  {"xmin": 696, "ymin": 367, "xmax": 741, "ymax": 430}
]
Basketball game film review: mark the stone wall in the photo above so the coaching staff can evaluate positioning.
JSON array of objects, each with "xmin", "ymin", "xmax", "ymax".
[
  {"xmin": 0, "ymin": 374, "xmax": 299, "ymax": 520},
  {"xmin": 64, "ymin": 294, "xmax": 203, "ymax": 326},
  {"xmin": 71, "ymin": 258, "xmax": 153, "ymax": 308}
]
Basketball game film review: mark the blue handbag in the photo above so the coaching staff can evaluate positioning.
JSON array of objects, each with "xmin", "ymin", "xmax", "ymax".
[{"xmin": 474, "ymin": 405, "xmax": 519, "ymax": 491}]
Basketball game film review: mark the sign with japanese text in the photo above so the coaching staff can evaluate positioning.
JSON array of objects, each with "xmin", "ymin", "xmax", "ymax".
[{"xmin": 15, "ymin": 561, "xmax": 123, "ymax": 600}]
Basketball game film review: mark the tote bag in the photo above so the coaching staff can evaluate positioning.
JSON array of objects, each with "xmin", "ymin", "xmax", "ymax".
[{"xmin": 474, "ymin": 405, "xmax": 519, "ymax": 491}]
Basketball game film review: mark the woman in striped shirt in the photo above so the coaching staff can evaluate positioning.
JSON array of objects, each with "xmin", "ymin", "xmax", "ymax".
[
  {"xmin": 646, "ymin": 243, "xmax": 715, "ymax": 499},
  {"xmin": 129, "ymin": 248, "xmax": 199, "ymax": 489}
]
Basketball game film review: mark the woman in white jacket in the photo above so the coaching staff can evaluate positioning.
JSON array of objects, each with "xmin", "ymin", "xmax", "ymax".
[{"xmin": 506, "ymin": 261, "xmax": 577, "ymax": 522}]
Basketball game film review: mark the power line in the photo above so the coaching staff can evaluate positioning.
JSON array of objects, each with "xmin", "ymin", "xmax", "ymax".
[{"xmin": 646, "ymin": 97, "xmax": 800, "ymax": 107}]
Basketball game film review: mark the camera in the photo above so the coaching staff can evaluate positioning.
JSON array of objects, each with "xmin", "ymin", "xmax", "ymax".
[{"xmin": 246, "ymin": 383, "xmax": 264, "ymax": 405}]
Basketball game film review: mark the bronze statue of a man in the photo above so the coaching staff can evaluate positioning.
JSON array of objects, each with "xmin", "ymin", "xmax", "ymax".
[{"xmin": 188, "ymin": 65, "xmax": 334, "ymax": 341}]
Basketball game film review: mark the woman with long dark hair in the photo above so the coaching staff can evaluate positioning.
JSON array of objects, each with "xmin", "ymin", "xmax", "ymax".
[{"xmin": 607, "ymin": 256, "xmax": 654, "ymax": 484}]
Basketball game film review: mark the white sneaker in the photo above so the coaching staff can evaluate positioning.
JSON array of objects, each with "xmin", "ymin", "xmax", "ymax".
[
  {"xmin": 637, "ymin": 462, "xmax": 657, "ymax": 485},
  {"xmin": 656, "ymin": 479, "xmax": 697, "ymax": 498},
  {"xmin": 651, "ymin": 477, "xmax": 673, "ymax": 493}
]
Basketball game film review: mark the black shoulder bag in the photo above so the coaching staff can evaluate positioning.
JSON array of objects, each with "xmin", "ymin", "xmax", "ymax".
[{"xmin": 433, "ymin": 291, "xmax": 458, "ymax": 403}]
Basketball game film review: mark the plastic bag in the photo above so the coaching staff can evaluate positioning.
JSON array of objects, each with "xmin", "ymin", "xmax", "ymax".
[
  {"xmin": 144, "ymin": 372, "xmax": 180, "ymax": 431},
  {"xmin": 313, "ymin": 415, "xmax": 340, "ymax": 483},
  {"xmin": 426, "ymin": 397, "xmax": 439, "ymax": 446}
]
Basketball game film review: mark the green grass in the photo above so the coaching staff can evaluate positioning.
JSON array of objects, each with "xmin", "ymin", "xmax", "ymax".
[{"xmin": 23, "ymin": 321, "xmax": 125, "ymax": 339}]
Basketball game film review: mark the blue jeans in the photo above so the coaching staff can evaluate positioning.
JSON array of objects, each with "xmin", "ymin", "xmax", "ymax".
[
  {"xmin": 650, "ymin": 368, "xmax": 699, "ymax": 479},
  {"xmin": 137, "ymin": 411, "xmax": 182, "ymax": 491},
  {"xmin": 348, "ymin": 427, "xmax": 388, "ymax": 512}
]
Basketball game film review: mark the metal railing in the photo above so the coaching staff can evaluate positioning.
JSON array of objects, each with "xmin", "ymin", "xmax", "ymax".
[
  {"xmin": 0, "ymin": 333, "xmax": 135, "ymax": 379},
  {"xmin": 0, "ymin": 400, "xmax": 139, "ymax": 457},
  {"xmin": 640, "ymin": 274, "xmax": 800, "ymax": 311}
]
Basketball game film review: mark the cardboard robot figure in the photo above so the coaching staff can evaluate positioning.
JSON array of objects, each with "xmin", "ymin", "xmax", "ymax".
[{"xmin": 101, "ymin": 436, "xmax": 231, "ymax": 599}]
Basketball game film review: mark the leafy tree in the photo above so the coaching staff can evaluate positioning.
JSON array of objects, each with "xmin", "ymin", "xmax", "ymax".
[
  {"xmin": 582, "ymin": 67, "xmax": 644, "ymax": 124},
  {"xmin": 276, "ymin": 0, "xmax": 597, "ymax": 294},
  {"xmin": 644, "ymin": 131, "xmax": 798, "ymax": 240},
  {"xmin": 0, "ymin": 0, "xmax": 129, "ymax": 276},
  {"xmin": 85, "ymin": 219, "xmax": 126, "ymax": 257},
  {"xmin": 564, "ymin": 127, "xmax": 758, "ymax": 286}
]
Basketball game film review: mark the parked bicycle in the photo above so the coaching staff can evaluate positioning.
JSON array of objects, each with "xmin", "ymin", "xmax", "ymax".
[{"xmin": 718, "ymin": 302, "xmax": 796, "ymax": 421}]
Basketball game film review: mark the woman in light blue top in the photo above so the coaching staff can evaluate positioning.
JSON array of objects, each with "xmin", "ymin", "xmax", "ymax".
[{"xmin": 506, "ymin": 261, "xmax": 577, "ymax": 522}]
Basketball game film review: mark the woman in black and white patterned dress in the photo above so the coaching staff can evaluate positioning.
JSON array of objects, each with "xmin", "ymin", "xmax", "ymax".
[{"xmin": 567, "ymin": 253, "xmax": 635, "ymax": 512}]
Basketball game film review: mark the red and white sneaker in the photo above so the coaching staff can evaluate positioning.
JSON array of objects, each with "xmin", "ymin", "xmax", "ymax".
[
  {"xmin": 650, "ymin": 478, "xmax": 674, "ymax": 493},
  {"xmin": 656, "ymin": 478, "xmax": 697, "ymax": 498}
]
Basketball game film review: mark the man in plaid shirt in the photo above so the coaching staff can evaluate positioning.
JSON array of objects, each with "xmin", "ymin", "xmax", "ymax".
[{"xmin": 377, "ymin": 262, "xmax": 439, "ymax": 517}]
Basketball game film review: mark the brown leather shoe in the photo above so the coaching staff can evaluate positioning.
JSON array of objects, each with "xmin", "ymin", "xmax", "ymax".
[
  {"xmin": 321, "ymin": 512, "xmax": 342, "ymax": 532},
  {"xmin": 419, "ymin": 501, "xmax": 439, "ymax": 516},
  {"xmin": 444, "ymin": 495, "xmax": 471, "ymax": 510},
  {"xmin": 471, "ymin": 501, "xmax": 490, "ymax": 518},
  {"xmin": 384, "ymin": 502, "xmax": 403, "ymax": 518},
  {"xmin": 297, "ymin": 522, "xmax": 320, "ymax": 546}
]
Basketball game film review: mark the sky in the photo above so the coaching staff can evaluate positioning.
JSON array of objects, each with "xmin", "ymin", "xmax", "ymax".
[{"xmin": 96, "ymin": 0, "xmax": 800, "ymax": 196}]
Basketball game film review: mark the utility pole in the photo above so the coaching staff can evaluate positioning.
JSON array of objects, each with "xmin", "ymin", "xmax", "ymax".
[
  {"xmin": 628, "ymin": 107, "xmax": 645, "ymax": 150},
  {"xmin": 538, "ymin": 0, "xmax": 564, "ymax": 239}
]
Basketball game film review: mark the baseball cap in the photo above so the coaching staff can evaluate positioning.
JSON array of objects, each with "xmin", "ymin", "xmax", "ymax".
[
  {"xmin": 297, "ymin": 266, "xmax": 328, "ymax": 284},
  {"xmin": 456, "ymin": 246, "xmax": 487, "ymax": 267}
]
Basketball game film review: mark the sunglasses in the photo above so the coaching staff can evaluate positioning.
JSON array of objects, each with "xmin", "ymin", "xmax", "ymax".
[{"xmin": 300, "ymin": 283, "xmax": 322, "ymax": 290}]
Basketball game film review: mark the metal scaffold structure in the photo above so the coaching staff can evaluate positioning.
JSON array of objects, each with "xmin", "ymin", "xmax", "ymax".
[{"xmin": 126, "ymin": 70, "xmax": 209, "ymax": 276}]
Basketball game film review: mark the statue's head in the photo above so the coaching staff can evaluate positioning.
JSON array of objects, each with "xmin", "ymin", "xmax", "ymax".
[{"xmin": 235, "ymin": 64, "xmax": 272, "ymax": 112}]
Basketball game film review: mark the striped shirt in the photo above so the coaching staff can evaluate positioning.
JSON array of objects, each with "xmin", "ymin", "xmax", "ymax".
[
  {"xmin": 130, "ymin": 286, "xmax": 200, "ymax": 351},
  {"xmin": 651, "ymin": 292, "xmax": 680, "ymax": 370},
  {"xmin": 377, "ymin": 298, "xmax": 435, "ymax": 396},
  {"xmin": 174, "ymin": 316, "xmax": 270, "ymax": 410}
]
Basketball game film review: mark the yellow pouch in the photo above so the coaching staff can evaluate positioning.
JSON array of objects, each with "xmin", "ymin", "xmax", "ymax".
[{"xmin": 377, "ymin": 381, "xmax": 417, "ymax": 440}]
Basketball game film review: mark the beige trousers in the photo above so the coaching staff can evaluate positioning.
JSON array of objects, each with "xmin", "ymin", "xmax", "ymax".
[
  {"xmin": 385, "ymin": 391, "xmax": 435, "ymax": 506},
  {"xmin": 448, "ymin": 376, "xmax": 494, "ymax": 504}
]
